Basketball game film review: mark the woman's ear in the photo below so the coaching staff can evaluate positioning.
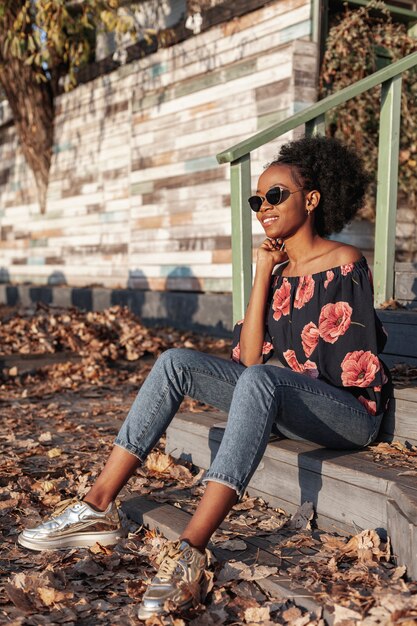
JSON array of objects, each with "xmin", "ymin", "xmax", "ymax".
[{"xmin": 306, "ymin": 190, "xmax": 320, "ymax": 212}]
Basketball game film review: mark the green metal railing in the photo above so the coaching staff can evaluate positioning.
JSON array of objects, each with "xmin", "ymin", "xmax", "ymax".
[{"xmin": 216, "ymin": 51, "xmax": 417, "ymax": 324}]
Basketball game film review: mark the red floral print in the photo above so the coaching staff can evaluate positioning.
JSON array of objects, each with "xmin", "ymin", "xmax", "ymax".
[
  {"xmin": 324, "ymin": 270, "xmax": 334, "ymax": 289},
  {"xmin": 232, "ymin": 344, "xmax": 241, "ymax": 363},
  {"xmin": 232, "ymin": 341, "xmax": 273, "ymax": 364},
  {"xmin": 358, "ymin": 395, "xmax": 377, "ymax": 416},
  {"xmin": 318, "ymin": 301, "xmax": 352, "ymax": 344},
  {"xmin": 341, "ymin": 263, "xmax": 355, "ymax": 276},
  {"xmin": 283, "ymin": 349, "xmax": 299, "ymax": 371},
  {"xmin": 341, "ymin": 350, "xmax": 380, "ymax": 387},
  {"xmin": 272, "ymin": 278, "xmax": 291, "ymax": 321},
  {"xmin": 262, "ymin": 342, "xmax": 274, "ymax": 356},
  {"xmin": 283, "ymin": 349, "xmax": 319, "ymax": 378},
  {"xmin": 301, "ymin": 322, "xmax": 319, "ymax": 357},
  {"xmin": 294, "ymin": 276, "xmax": 315, "ymax": 309},
  {"xmin": 303, "ymin": 361, "xmax": 319, "ymax": 378}
]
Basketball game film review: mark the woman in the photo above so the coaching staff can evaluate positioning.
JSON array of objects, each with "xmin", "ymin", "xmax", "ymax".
[{"xmin": 18, "ymin": 136, "xmax": 391, "ymax": 620}]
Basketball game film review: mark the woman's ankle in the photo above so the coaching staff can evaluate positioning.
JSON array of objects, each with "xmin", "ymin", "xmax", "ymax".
[
  {"xmin": 82, "ymin": 498, "xmax": 108, "ymax": 512},
  {"xmin": 178, "ymin": 536, "xmax": 207, "ymax": 554},
  {"xmin": 82, "ymin": 490, "xmax": 113, "ymax": 512}
]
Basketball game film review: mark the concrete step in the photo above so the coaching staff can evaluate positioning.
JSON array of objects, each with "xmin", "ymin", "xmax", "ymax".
[
  {"xmin": 381, "ymin": 384, "xmax": 417, "ymax": 445},
  {"xmin": 379, "ymin": 309, "xmax": 417, "ymax": 368},
  {"xmin": 121, "ymin": 496, "xmax": 330, "ymax": 621},
  {"xmin": 166, "ymin": 411, "xmax": 417, "ymax": 579},
  {"xmin": 0, "ymin": 351, "xmax": 82, "ymax": 374}
]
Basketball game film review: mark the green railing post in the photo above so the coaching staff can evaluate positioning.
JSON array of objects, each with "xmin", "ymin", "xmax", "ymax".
[
  {"xmin": 230, "ymin": 155, "xmax": 252, "ymax": 324},
  {"xmin": 373, "ymin": 75, "xmax": 402, "ymax": 307},
  {"xmin": 305, "ymin": 114, "xmax": 326, "ymax": 137}
]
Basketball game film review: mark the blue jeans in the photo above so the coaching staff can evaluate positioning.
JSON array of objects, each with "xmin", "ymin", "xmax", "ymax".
[{"xmin": 115, "ymin": 348, "xmax": 383, "ymax": 498}]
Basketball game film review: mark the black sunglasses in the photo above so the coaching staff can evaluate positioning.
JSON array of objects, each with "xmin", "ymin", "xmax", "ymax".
[{"xmin": 248, "ymin": 186, "xmax": 303, "ymax": 212}]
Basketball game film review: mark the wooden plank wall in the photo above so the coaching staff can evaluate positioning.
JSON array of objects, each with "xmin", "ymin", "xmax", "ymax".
[{"xmin": 0, "ymin": 0, "xmax": 317, "ymax": 293}]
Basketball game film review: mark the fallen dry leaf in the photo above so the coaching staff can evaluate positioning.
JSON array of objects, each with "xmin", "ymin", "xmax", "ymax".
[
  {"xmin": 289, "ymin": 501, "xmax": 315, "ymax": 530},
  {"xmin": 233, "ymin": 498, "xmax": 257, "ymax": 511},
  {"xmin": 89, "ymin": 542, "xmax": 114, "ymax": 555},
  {"xmin": 293, "ymin": 615, "xmax": 318, "ymax": 626},
  {"xmin": 145, "ymin": 451, "xmax": 174, "ymax": 474},
  {"xmin": 46, "ymin": 447, "xmax": 62, "ymax": 458},
  {"xmin": 244, "ymin": 605, "xmax": 271, "ymax": 622},
  {"xmin": 38, "ymin": 431, "xmax": 52, "ymax": 442},
  {"xmin": 216, "ymin": 539, "xmax": 248, "ymax": 552},
  {"xmin": 282, "ymin": 606, "xmax": 303, "ymax": 622},
  {"xmin": 239, "ymin": 564, "xmax": 277, "ymax": 581},
  {"xmin": 391, "ymin": 564, "xmax": 407, "ymax": 581},
  {"xmin": 320, "ymin": 534, "xmax": 348, "ymax": 552},
  {"xmin": 341, "ymin": 529, "xmax": 388, "ymax": 564},
  {"xmin": 258, "ymin": 516, "xmax": 286, "ymax": 531},
  {"xmin": 333, "ymin": 604, "xmax": 362, "ymax": 624},
  {"xmin": 37, "ymin": 586, "xmax": 73, "ymax": 606},
  {"xmin": 379, "ymin": 298, "xmax": 405, "ymax": 310},
  {"xmin": 215, "ymin": 562, "xmax": 246, "ymax": 584}
]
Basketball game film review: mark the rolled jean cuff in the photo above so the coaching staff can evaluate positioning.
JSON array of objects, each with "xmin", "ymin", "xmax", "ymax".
[
  {"xmin": 202, "ymin": 471, "xmax": 245, "ymax": 500},
  {"xmin": 114, "ymin": 437, "xmax": 146, "ymax": 462}
]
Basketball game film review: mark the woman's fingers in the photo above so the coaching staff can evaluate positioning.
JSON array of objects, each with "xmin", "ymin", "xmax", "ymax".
[
  {"xmin": 261, "ymin": 238, "xmax": 284, "ymax": 251},
  {"xmin": 257, "ymin": 239, "xmax": 288, "ymax": 267}
]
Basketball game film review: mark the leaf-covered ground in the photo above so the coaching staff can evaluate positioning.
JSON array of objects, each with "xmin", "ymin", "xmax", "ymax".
[{"xmin": 1, "ymin": 304, "xmax": 417, "ymax": 625}]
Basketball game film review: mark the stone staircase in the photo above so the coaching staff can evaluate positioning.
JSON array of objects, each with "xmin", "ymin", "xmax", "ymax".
[{"xmin": 165, "ymin": 333, "xmax": 417, "ymax": 580}]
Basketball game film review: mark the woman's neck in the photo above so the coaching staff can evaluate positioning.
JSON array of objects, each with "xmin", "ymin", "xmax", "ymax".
[{"xmin": 283, "ymin": 231, "xmax": 322, "ymax": 265}]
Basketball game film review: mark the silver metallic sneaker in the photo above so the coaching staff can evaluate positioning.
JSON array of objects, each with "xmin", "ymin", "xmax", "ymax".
[
  {"xmin": 138, "ymin": 539, "xmax": 207, "ymax": 620},
  {"xmin": 17, "ymin": 498, "xmax": 125, "ymax": 551}
]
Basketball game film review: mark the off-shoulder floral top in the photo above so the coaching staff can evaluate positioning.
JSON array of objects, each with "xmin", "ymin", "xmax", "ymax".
[{"xmin": 231, "ymin": 256, "xmax": 392, "ymax": 416}]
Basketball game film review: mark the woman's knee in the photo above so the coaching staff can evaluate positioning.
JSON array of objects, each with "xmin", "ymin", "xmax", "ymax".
[
  {"xmin": 233, "ymin": 365, "xmax": 291, "ymax": 412},
  {"xmin": 155, "ymin": 347, "xmax": 193, "ymax": 370},
  {"xmin": 236, "ymin": 363, "xmax": 274, "ymax": 390},
  {"xmin": 227, "ymin": 365, "xmax": 280, "ymax": 433},
  {"xmin": 232, "ymin": 365, "xmax": 280, "ymax": 408}
]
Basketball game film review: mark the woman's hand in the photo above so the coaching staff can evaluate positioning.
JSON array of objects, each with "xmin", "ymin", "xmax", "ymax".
[
  {"xmin": 239, "ymin": 238, "xmax": 287, "ymax": 366},
  {"xmin": 257, "ymin": 238, "xmax": 288, "ymax": 271}
]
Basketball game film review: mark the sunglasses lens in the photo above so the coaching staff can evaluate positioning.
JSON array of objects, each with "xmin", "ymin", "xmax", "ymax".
[
  {"xmin": 248, "ymin": 187, "xmax": 288, "ymax": 212},
  {"xmin": 265, "ymin": 187, "xmax": 283, "ymax": 205},
  {"xmin": 248, "ymin": 196, "xmax": 262, "ymax": 212}
]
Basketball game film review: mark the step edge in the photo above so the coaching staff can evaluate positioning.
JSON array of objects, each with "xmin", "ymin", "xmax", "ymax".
[{"xmin": 168, "ymin": 416, "xmax": 396, "ymax": 492}]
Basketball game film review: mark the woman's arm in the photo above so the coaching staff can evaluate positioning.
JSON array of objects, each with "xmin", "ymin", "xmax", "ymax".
[{"xmin": 239, "ymin": 239, "xmax": 287, "ymax": 366}]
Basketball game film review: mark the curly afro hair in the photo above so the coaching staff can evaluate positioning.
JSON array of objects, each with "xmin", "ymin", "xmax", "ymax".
[{"xmin": 269, "ymin": 136, "xmax": 372, "ymax": 237}]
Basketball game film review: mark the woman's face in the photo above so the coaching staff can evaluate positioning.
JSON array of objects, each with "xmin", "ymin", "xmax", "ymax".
[{"xmin": 255, "ymin": 164, "xmax": 310, "ymax": 240}]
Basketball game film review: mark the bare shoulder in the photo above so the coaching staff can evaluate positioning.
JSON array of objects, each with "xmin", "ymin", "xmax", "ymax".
[{"xmin": 325, "ymin": 242, "xmax": 363, "ymax": 266}]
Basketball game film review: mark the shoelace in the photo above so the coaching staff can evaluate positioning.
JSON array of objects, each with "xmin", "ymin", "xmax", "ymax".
[
  {"xmin": 51, "ymin": 497, "xmax": 80, "ymax": 519},
  {"xmin": 156, "ymin": 542, "xmax": 184, "ymax": 578}
]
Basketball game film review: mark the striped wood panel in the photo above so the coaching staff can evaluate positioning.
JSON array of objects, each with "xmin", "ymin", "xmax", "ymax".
[{"xmin": 0, "ymin": 0, "xmax": 316, "ymax": 292}]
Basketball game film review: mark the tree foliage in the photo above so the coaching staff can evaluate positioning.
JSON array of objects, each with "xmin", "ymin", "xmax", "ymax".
[
  {"xmin": 0, "ymin": 0, "xmax": 137, "ymax": 211},
  {"xmin": 0, "ymin": 0, "xmax": 136, "ymax": 90},
  {"xmin": 320, "ymin": 0, "xmax": 417, "ymax": 219}
]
